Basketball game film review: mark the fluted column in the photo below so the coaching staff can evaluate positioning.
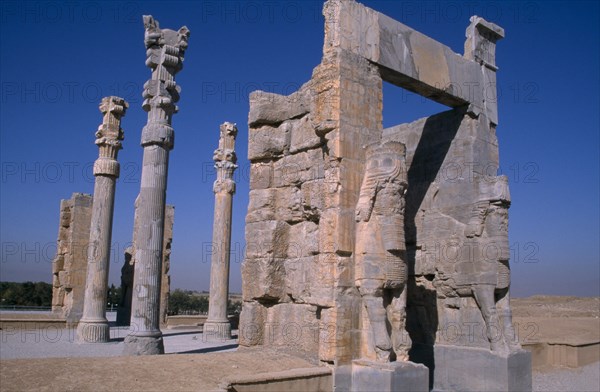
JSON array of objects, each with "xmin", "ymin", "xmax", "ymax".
[
  {"xmin": 77, "ymin": 96, "xmax": 128, "ymax": 343},
  {"xmin": 123, "ymin": 15, "xmax": 190, "ymax": 355},
  {"xmin": 204, "ymin": 122, "xmax": 237, "ymax": 341}
]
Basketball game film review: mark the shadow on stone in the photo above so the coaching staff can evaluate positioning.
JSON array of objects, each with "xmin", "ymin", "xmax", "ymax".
[{"xmin": 177, "ymin": 343, "xmax": 239, "ymax": 355}]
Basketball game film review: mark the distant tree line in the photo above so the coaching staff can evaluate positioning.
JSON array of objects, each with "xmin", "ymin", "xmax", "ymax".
[
  {"xmin": 0, "ymin": 281, "xmax": 52, "ymax": 307},
  {"xmin": 168, "ymin": 289, "xmax": 242, "ymax": 316},
  {"xmin": 0, "ymin": 282, "xmax": 242, "ymax": 315}
]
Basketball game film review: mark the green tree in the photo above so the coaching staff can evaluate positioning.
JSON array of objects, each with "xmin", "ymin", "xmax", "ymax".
[{"xmin": 0, "ymin": 281, "xmax": 52, "ymax": 308}]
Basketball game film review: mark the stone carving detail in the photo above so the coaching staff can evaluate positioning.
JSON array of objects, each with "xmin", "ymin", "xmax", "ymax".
[
  {"xmin": 355, "ymin": 141, "xmax": 409, "ymax": 362},
  {"xmin": 123, "ymin": 15, "xmax": 189, "ymax": 356},
  {"xmin": 205, "ymin": 122, "xmax": 238, "ymax": 340},
  {"xmin": 212, "ymin": 122, "xmax": 238, "ymax": 195},
  {"xmin": 463, "ymin": 176, "xmax": 519, "ymax": 354},
  {"xmin": 77, "ymin": 96, "xmax": 128, "ymax": 343}
]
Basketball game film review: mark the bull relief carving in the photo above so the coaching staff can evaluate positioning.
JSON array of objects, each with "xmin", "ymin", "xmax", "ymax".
[{"xmin": 355, "ymin": 141, "xmax": 410, "ymax": 362}]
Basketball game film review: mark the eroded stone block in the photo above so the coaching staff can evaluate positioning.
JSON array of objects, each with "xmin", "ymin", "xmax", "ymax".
[{"xmin": 249, "ymin": 90, "xmax": 310, "ymax": 127}]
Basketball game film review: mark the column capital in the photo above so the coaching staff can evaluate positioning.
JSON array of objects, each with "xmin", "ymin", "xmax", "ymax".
[
  {"xmin": 140, "ymin": 15, "xmax": 190, "ymax": 147},
  {"xmin": 213, "ymin": 122, "xmax": 238, "ymax": 194},
  {"xmin": 94, "ymin": 96, "xmax": 127, "ymax": 177}
]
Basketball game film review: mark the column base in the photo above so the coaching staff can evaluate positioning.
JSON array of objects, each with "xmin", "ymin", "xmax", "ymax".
[
  {"xmin": 76, "ymin": 320, "xmax": 110, "ymax": 343},
  {"xmin": 203, "ymin": 320, "xmax": 232, "ymax": 341},
  {"xmin": 123, "ymin": 333, "xmax": 165, "ymax": 355},
  {"xmin": 350, "ymin": 359, "xmax": 429, "ymax": 392}
]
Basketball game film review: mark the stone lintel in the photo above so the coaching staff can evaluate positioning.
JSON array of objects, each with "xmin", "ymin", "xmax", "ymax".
[{"xmin": 324, "ymin": 0, "xmax": 504, "ymax": 114}]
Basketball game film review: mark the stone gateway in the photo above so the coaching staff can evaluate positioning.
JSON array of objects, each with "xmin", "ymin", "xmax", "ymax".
[{"xmin": 239, "ymin": 1, "xmax": 531, "ymax": 391}]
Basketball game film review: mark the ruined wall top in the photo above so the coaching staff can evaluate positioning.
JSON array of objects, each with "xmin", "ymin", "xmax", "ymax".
[{"xmin": 322, "ymin": 0, "xmax": 504, "ymax": 124}]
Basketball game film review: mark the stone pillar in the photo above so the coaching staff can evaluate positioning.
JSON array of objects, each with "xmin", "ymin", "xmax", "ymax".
[
  {"xmin": 77, "ymin": 96, "xmax": 128, "ymax": 343},
  {"xmin": 204, "ymin": 122, "xmax": 238, "ymax": 341},
  {"xmin": 123, "ymin": 15, "xmax": 189, "ymax": 355}
]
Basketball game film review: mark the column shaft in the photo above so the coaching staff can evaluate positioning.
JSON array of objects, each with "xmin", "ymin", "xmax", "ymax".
[
  {"xmin": 130, "ymin": 146, "xmax": 169, "ymax": 337},
  {"xmin": 207, "ymin": 192, "xmax": 233, "ymax": 322}
]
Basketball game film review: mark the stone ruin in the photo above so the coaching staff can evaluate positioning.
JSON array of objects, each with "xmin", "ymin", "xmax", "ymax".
[
  {"xmin": 239, "ymin": 0, "xmax": 531, "ymax": 390},
  {"xmin": 51, "ymin": 193, "xmax": 92, "ymax": 325},
  {"xmin": 46, "ymin": 1, "xmax": 533, "ymax": 390}
]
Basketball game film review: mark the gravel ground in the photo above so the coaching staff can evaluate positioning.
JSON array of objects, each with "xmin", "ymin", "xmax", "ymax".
[
  {"xmin": 1, "ymin": 312, "xmax": 598, "ymax": 391},
  {"xmin": 0, "ymin": 326, "xmax": 237, "ymax": 360},
  {"xmin": 533, "ymin": 362, "xmax": 600, "ymax": 392},
  {"xmin": 0, "ymin": 312, "xmax": 237, "ymax": 359}
]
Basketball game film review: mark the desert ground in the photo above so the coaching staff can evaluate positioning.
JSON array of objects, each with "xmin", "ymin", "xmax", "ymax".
[{"xmin": 1, "ymin": 296, "xmax": 598, "ymax": 391}]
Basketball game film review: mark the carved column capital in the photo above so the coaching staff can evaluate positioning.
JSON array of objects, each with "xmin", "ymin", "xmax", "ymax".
[
  {"xmin": 94, "ymin": 96, "xmax": 127, "ymax": 177},
  {"xmin": 140, "ymin": 15, "xmax": 190, "ymax": 149},
  {"xmin": 213, "ymin": 122, "xmax": 238, "ymax": 195}
]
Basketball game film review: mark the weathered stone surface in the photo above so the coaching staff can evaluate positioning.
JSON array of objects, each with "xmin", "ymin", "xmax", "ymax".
[
  {"xmin": 159, "ymin": 205, "xmax": 174, "ymax": 329},
  {"xmin": 265, "ymin": 303, "xmax": 320, "ymax": 356},
  {"xmin": 245, "ymin": 220, "xmax": 290, "ymax": 260},
  {"xmin": 272, "ymin": 148, "xmax": 325, "ymax": 188},
  {"xmin": 248, "ymin": 123, "xmax": 290, "ymax": 161},
  {"xmin": 350, "ymin": 360, "xmax": 429, "ymax": 392},
  {"xmin": 248, "ymin": 90, "xmax": 310, "ymax": 128},
  {"xmin": 288, "ymin": 221, "xmax": 319, "ymax": 258},
  {"xmin": 239, "ymin": 301, "xmax": 267, "ymax": 346},
  {"xmin": 51, "ymin": 193, "xmax": 93, "ymax": 325},
  {"xmin": 432, "ymin": 345, "xmax": 531, "ymax": 392},
  {"xmin": 275, "ymin": 186, "xmax": 303, "ymax": 224},
  {"xmin": 116, "ymin": 209, "xmax": 174, "ymax": 329},
  {"xmin": 249, "ymin": 162, "xmax": 273, "ymax": 190},
  {"xmin": 242, "ymin": 257, "xmax": 286, "ymax": 303},
  {"xmin": 290, "ymin": 114, "xmax": 322, "ymax": 154},
  {"xmin": 246, "ymin": 189, "xmax": 276, "ymax": 223}
]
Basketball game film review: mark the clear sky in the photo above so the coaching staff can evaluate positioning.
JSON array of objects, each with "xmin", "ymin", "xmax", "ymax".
[{"xmin": 1, "ymin": 1, "xmax": 598, "ymax": 297}]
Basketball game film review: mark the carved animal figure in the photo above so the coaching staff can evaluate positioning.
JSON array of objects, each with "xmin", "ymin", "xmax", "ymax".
[{"xmin": 355, "ymin": 141, "xmax": 410, "ymax": 362}]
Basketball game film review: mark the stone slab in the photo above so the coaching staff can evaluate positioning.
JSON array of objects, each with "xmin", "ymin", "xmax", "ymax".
[
  {"xmin": 432, "ymin": 345, "xmax": 532, "ymax": 392},
  {"xmin": 350, "ymin": 360, "xmax": 429, "ymax": 392},
  {"xmin": 221, "ymin": 367, "xmax": 332, "ymax": 392}
]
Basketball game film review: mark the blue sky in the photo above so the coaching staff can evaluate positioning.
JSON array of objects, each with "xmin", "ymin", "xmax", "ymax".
[{"xmin": 1, "ymin": 1, "xmax": 598, "ymax": 297}]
